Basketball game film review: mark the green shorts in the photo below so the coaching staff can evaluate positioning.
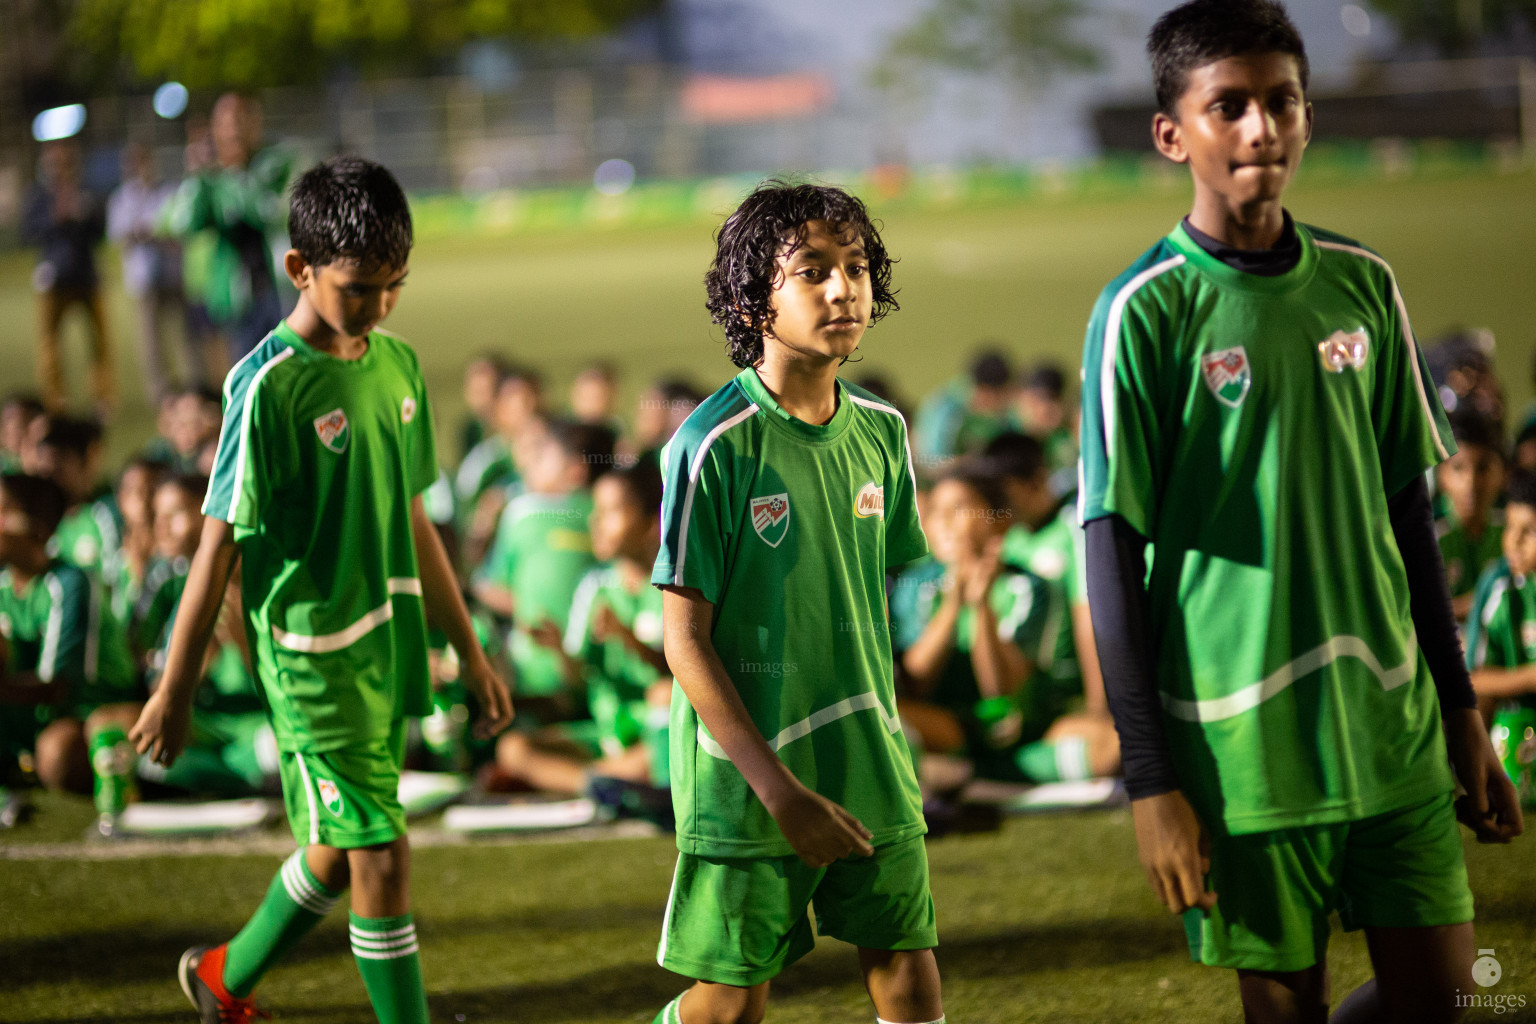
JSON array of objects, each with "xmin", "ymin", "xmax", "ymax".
[
  {"xmin": 278, "ymin": 721, "xmax": 408, "ymax": 849},
  {"xmin": 1186, "ymin": 791, "xmax": 1473, "ymax": 972},
  {"xmin": 657, "ymin": 835, "xmax": 937, "ymax": 986}
]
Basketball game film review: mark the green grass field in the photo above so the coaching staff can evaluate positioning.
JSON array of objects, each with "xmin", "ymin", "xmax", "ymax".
[
  {"xmin": 2, "ymin": 792, "xmax": 1534, "ymax": 1024},
  {"xmin": 4, "ymin": 162, "xmax": 1534, "ymax": 465},
  {"xmin": 4, "ymin": 163, "xmax": 1536, "ymax": 1022}
]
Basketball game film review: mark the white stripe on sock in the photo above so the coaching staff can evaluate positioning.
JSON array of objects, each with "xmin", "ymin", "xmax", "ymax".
[
  {"xmin": 280, "ymin": 857, "xmax": 337, "ymax": 914},
  {"xmin": 351, "ymin": 942, "xmax": 420, "ymax": 960},
  {"xmin": 349, "ymin": 932, "xmax": 418, "ymax": 951},
  {"xmin": 349, "ymin": 923, "xmax": 416, "ymax": 941}
]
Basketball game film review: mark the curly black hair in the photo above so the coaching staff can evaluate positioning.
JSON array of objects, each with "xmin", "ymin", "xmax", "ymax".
[
  {"xmin": 1148, "ymin": 0, "xmax": 1308, "ymax": 117},
  {"xmin": 289, "ymin": 156, "xmax": 413, "ymax": 271},
  {"xmin": 705, "ymin": 180, "xmax": 898, "ymax": 369}
]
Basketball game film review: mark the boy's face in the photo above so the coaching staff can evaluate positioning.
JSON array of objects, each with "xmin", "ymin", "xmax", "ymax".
[
  {"xmin": 0, "ymin": 489, "xmax": 30, "ymax": 566},
  {"xmin": 1155, "ymin": 53, "xmax": 1312, "ymax": 217},
  {"xmin": 153, "ymin": 483, "xmax": 204, "ymax": 560},
  {"xmin": 1437, "ymin": 442, "xmax": 1505, "ymax": 526},
  {"xmin": 927, "ymin": 479, "xmax": 1009, "ymax": 566},
  {"xmin": 1503, "ymin": 502, "xmax": 1536, "ymax": 577},
  {"xmin": 34, "ymin": 445, "xmax": 90, "ymax": 503},
  {"xmin": 287, "ymin": 257, "xmax": 409, "ymax": 341},
  {"xmin": 117, "ymin": 466, "xmax": 160, "ymax": 530},
  {"xmin": 495, "ymin": 379, "xmax": 541, "ymax": 437},
  {"xmin": 464, "ymin": 360, "xmax": 499, "ymax": 418},
  {"xmin": 571, "ymin": 372, "xmax": 616, "ymax": 425},
  {"xmin": 1018, "ymin": 388, "xmax": 1064, "ymax": 434},
  {"xmin": 763, "ymin": 220, "xmax": 872, "ymax": 365},
  {"xmin": 590, "ymin": 474, "xmax": 653, "ymax": 563}
]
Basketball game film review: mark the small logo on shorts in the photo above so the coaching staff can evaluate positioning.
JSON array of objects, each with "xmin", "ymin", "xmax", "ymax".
[
  {"xmin": 314, "ymin": 409, "xmax": 350, "ymax": 454},
  {"xmin": 402, "ymin": 396, "xmax": 417, "ymax": 424},
  {"xmin": 750, "ymin": 493, "xmax": 791, "ymax": 548},
  {"xmin": 1200, "ymin": 347, "xmax": 1251, "ymax": 408},
  {"xmin": 317, "ymin": 777, "xmax": 344, "ymax": 817},
  {"xmin": 854, "ymin": 482, "xmax": 885, "ymax": 519}
]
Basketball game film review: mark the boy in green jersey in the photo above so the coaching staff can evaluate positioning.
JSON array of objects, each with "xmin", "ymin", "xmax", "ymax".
[
  {"xmin": 1436, "ymin": 411, "xmax": 1506, "ymax": 621},
  {"xmin": 0, "ymin": 473, "xmax": 140, "ymax": 812},
  {"xmin": 1080, "ymin": 3, "xmax": 1521, "ymax": 1021},
  {"xmin": 651, "ymin": 183, "xmax": 943, "ymax": 1024},
  {"xmin": 131, "ymin": 473, "xmax": 203, "ymax": 662},
  {"xmin": 33, "ymin": 417, "xmax": 122, "ymax": 578},
  {"xmin": 130, "ymin": 157, "xmax": 513, "ymax": 1024},
  {"xmin": 496, "ymin": 460, "xmax": 672, "ymax": 793},
  {"xmin": 1466, "ymin": 471, "xmax": 1536, "ymax": 721},
  {"xmin": 473, "ymin": 418, "xmax": 611, "ymax": 711}
]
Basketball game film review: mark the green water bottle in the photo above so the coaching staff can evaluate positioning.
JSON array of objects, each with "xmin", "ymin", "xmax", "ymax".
[
  {"xmin": 422, "ymin": 681, "xmax": 471, "ymax": 772},
  {"xmin": 1489, "ymin": 704, "xmax": 1536, "ymax": 808}
]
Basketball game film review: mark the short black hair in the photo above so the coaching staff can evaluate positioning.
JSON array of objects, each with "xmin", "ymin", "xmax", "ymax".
[
  {"xmin": 1148, "ymin": 0, "xmax": 1309, "ymax": 117},
  {"xmin": 970, "ymin": 350, "xmax": 1011, "ymax": 389},
  {"xmin": 979, "ymin": 431, "xmax": 1047, "ymax": 483},
  {"xmin": 1448, "ymin": 409, "xmax": 1505, "ymax": 458},
  {"xmin": 705, "ymin": 180, "xmax": 897, "ymax": 369},
  {"xmin": 605, "ymin": 460, "xmax": 664, "ymax": 519},
  {"xmin": 656, "ymin": 378, "xmax": 704, "ymax": 408},
  {"xmin": 38, "ymin": 416, "xmax": 103, "ymax": 460},
  {"xmin": 1024, "ymin": 362, "xmax": 1067, "ymax": 397},
  {"xmin": 498, "ymin": 362, "xmax": 543, "ymax": 393},
  {"xmin": 0, "ymin": 473, "xmax": 68, "ymax": 538},
  {"xmin": 547, "ymin": 418, "xmax": 619, "ymax": 483},
  {"xmin": 160, "ymin": 472, "xmax": 210, "ymax": 503},
  {"xmin": 935, "ymin": 466, "xmax": 1012, "ymax": 518},
  {"xmin": 1507, "ymin": 469, "xmax": 1536, "ymax": 512},
  {"xmin": 289, "ymin": 156, "xmax": 413, "ymax": 272},
  {"xmin": 2, "ymin": 392, "xmax": 45, "ymax": 418}
]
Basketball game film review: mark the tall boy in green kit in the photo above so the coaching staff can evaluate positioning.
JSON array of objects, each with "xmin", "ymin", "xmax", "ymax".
[
  {"xmin": 652, "ymin": 182, "xmax": 943, "ymax": 1024},
  {"xmin": 1080, "ymin": 3, "xmax": 1521, "ymax": 1021},
  {"xmin": 131, "ymin": 157, "xmax": 513, "ymax": 1024}
]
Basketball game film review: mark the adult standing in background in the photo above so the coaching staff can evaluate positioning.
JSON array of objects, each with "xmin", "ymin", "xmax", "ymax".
[
  {"xmin": 108, "ymin": 142, "xmax": 202, "ymax": 407},
  {"xmin": 22, "ymin": 139, "xmax": 114, "ymax": 418},
  {"xmin": 164, "ymin": 93, "xmax": 296, "ymax": 363}
]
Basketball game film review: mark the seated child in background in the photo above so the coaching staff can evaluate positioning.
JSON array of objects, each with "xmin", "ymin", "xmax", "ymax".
[
  {"xmin": 892, "ymin": 468, "xmax": 1065, "ymax": 783},
  {"xmin": 1465, "ymin": 468, "xmax": 1536, "ymax": 805},
  {"xmin": 108, "ymin": 456, "xmax": 168, "ymax": 627},
  {"xmin": 473, "ymin": 418, "xmax": 614, "ymax": 720},
  {"xmin": 1436, "ymin": 409, "xmax": 1506, "ymax": 620},
  {"xmin": 913, "ymin": 348, "xmax": 1015, "ymax": 468},
  {"xmin": 1012, "ymin": 362, "xmax": 1079, "ymax": 497},
  {"xmin": 569, "ymin": 361, "xmax": 623, "ymax": 432},
  {"xmin": 627, "ymin": 377, "xmax": 703, "ymax": 471},
  {"xmin": 32, "ymin": 416, "xmax": 121, "ymax": 578},
  {"xmin": 0, "ymin": 394, "xmax": 46, "ymax": 473},
  {"xmin": 457, "ymin": 363, "xmax": 545, "ymax": 566},
  {"xmin": 0, "ymin": 473, "xmax": 140, "ymax": 831},
  {"xmin": 132, "ymin": 474, "xmax": 206, "ymax": 666},
  {"xmin": 495, "ymin": 460, "xmax": 671, "ymax": 794},
  {"xmin": 458, "ymin": 351, "xmax": 511, "ymax": 460}
]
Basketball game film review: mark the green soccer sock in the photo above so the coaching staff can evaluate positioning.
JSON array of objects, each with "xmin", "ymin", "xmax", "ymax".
[
  {"xmin": 223, "ymin": 848, "xmax": 343, "ymax": 997},
  {"xmin": 653, "ymin": 992, "xmax": 685, "ymax": 1024},
  {"xmin": 350, "ymin": 911, "xmax": 428, "ymax": 1024},
  {"xmin": 1016, "ymin": 737, "xmax": 1091, "ymax": 783},
  {"xmin": 88, "ymin": 726, "xmax": 137, "ymax": 818}
]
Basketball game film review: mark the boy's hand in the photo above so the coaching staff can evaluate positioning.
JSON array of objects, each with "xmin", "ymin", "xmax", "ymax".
[
  {"xmin": 129, "ymin": 688, "xmax": 192, "ymax": 767},
  {"xmin": 591, "ymin": 604, "xmax": 632, "ymax": 645},
  {"xmin": 460, "ymin": 652, "xmax": 514, "ymax": 741},
  {"xmin": 526, "ymin": 619, "xmax": 564, "ymax": 652},
  {"xmin": 1131, "ymin": 790, "xmax": 1217, "ymax": 914},
  {"xmin": 763, "ymin": 779, "xmax": 875, "ymax": 868},
  {"xmin": 1444, "ymin": 706, "xmax": 1524, "ymax": 843}
]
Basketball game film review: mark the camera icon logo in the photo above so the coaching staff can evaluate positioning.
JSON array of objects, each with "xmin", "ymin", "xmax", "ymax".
[{"xmin": 1472, "ymin": 949, "xmax": 1502, "ymax": 989}]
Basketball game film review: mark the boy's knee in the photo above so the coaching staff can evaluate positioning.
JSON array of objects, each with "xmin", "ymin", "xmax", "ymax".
[
  {"xmin": 34, "ymin": 719, "xmax": 89, "ymax": 793},
  {"xmin": 686, "ymin": 983, "xmax": 768, "ymax": 1024}
]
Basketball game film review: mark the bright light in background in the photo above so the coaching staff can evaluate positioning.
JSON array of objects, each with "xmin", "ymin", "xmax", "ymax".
[
  {"xmin": 1341, "ymin": 4, "xmax": 1372, "ymax": 37},
  {"xmin": 593, "ymin": 158, "xmax": 635, "ymax": 196},
  {"xmin": 31, "ymin": 104, "xmax": 86, "ymax": 142},
  {"xmin": 153, "ymin": 82, "xmax": 189, "ymax": 119}
]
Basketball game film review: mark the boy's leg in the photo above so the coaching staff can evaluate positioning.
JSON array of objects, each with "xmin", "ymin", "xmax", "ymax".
[
  {"xmin": 859, "ymin": 948, "xmax": 943, "ymax": 1024},
  {"xmin": 1235, "ymin": 966, "xmax": 1330, "ymax": 1024},
  {"xmin": 349, "ymin": 835, "xmax": 428, "ymax": 1024},
  {"xmin": 656, "ymin": 981, "xmax": 771, "ymax": 1024},
  {"xmin": 33, "ymin": 717, "xmax": 89, "ymax": 793},
  {"xmin": 220, "ymin": 844, "xmax": 348, "ymax": 996},
  {"xmin": 494, "ymin": 728, "xmax": 592, "ymax": 794},
  {"xmin": 1329, "ymin": 924, "xmax": 1473, "ymax": 1024}
]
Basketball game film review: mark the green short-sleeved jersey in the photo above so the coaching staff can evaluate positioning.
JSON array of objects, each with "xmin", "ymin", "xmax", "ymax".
[
  {"xmin": 476, "ymin": 490, "xmax": 595, "ymax": 697},
  {"xmin": 133, "ymin": 556, "xmax": 188, "ymax": 654},
  {"xmin": 1079, "ymin": 222, "xmax": 1456, "ymax": 835},
  {"xmin": 1437, "ymin": 510, "xmax": 1504, "ymax": 605},
  {"xmin": 565, "ymin": 564, "xmax": 664, "ymax": 747},
  {"xmin": 454, "ymin": 437, "xmax": 519, "ymax": 510},
  {"xmin": 1001, "ymin": 504, "xmax": 1085, "ymax": 689},
  {"xmin": 653, "ymin": 369, "xmax": 929, "ymax": 857},
  {"xmin": 1464, "ymin": 560, "xmax": 1536, "ymax": 706},
  {"xmin": 0, "ymin": 560, "xmax": 138, "ymax": 715},
  {"xmin": 50, "ymin": 498, "xmax": 123, "ymax": 577},
  {"xmin": 204, "ymin": 323, "xmax": 438, "ymax": 753}
]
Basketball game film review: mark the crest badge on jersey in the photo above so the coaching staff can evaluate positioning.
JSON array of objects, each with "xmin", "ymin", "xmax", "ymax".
[
  {"xmin": 314, "ymin": 409, "xmax": 350, "ymax": 453},
  {"xmin": 854, "ymin": 481, "xmax": 885, "ymax": 519},
  {"xmin": 750, "ymin": 493, "xmax": 791, "ymax": 548},
  {"xmin": 1201, "ymin": 347, "xmax": 1251, "ymax": 408},
  {"xmin": 317, "ymin": 776, "xmax": 343, "ymax": 817},
  {"xmin": 401, "ymin": 396, "xmax": 417, "ymax": 424},
  {"xmin": 1318, "ymin": 328, "xmax": 1370, "ymax": 373}
]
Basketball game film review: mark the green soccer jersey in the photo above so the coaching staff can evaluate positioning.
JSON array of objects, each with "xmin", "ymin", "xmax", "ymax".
[
  {"xmin": 1437, "ymin": 509, "xmax": 1504, "ymax": 605},
  {"xmin": 50, "ymin": 497, "xmax": 123, "ymax": 577},
  {"xmin": 204, "ymin": 323, "xmax": 438, "ymax": 753},
  {"xmin": 1464, "ymin": 560, "xmax": 1536, "ymax": 701},
  {"xmin": 564, "ymin": 564, "xmax": 664, "ymax": 749},
  {"xmin": 455, "ymin": 436, "xmax": 519, "ymax": 510},
  {"xmin": 476, "ymin": 490, "xmax": 595, "ymax": 697},
  {"xmin": 132, "ymin": 556, "xmax": 188, "ymax": 655},
  {"xmin": 1080, "ymin": 221, "xmax": 1456, "ymax": 835},
  {"xmin": 653, "ymin": 369, "xmax": 929, "ymax": 857},
  {"xmin": 1001, "ymin": 504, "xmax": 1086, "ymax": 691},
  {"xmin": 0, "ymin": 560, "xmax": 138, "ymax": 716}
]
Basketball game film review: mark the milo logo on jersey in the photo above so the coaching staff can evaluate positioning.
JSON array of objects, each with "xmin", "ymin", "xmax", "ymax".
[
  {"xmin": 1201, "ymin": 347, "xmax": 1251, "ymax": 408},
  {"xmin": 314, "ymin": 409, "xmax": 350, "ymax": 453},
  {"xmin": 854, "ymin": 482, "xmax": 885, "ymax": 519},
  {"xmin": 1318, "ymin": 328, "xmax": 1370, "ymax": 373},
  {"xmin": 750, "ymin": 493, "xmax": 791, "ymax": 548},
  {"xmin": 316, "ymin": 776, "xmax": 344, "ymax": 817}
]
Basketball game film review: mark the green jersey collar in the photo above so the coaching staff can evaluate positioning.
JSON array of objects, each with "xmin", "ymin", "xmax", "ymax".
[
  {"xmin": 1166, "ymin": 218, "xmax": 1320, "ymax": 295},
  {"xmin": 735, "ymin": 368, "xmax": 854, "ymax": 445},
  {"xmin": 273, "ymin": 320, "xmax": 379, "ymax": 367}
]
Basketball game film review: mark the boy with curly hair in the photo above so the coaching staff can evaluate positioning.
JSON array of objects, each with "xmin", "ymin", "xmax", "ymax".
[{"xmin": 651, "ymin": 181, "xmax": 943, "ymax": 1024}]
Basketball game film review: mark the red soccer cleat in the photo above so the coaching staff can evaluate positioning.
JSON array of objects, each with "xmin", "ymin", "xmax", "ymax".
[{"xmin": 177, "ymin": 944, "xmax": 271, "ymax": 1023}]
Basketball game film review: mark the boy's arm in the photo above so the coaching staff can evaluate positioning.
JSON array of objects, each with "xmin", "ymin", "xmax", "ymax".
[
  {"xmin": 130, "ymin": 518, "xmax": 239, "ymax": 766},
  {"xmin": 412, "ymin": 497, "xmax": 513, "ymax": 739},
  {"xmin": 662, "ymin": 585, "xmax": 873, "ymax": 868},
  {"xmin": 1470, "ymin": 665, "xmax": 1536, "ymax": 699},
  {"xmin": 900, "ymin": 583, "xmax": 962, "ymax": 692}
]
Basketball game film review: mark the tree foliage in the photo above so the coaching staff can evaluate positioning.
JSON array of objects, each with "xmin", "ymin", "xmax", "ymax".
[
  {"xmin": 879, "ymin": 0, "xmax": 1101, "ymax": 92},
  {"xmin": 1367, "ymin": 0, "xmax": 1536, "ymax": 54},
  {"xmin": 65, "ymin": 0, "xmax": 662, "ymax": 91}
]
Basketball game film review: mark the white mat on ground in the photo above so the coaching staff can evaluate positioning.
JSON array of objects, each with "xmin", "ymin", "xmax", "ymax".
[
  {"xmin": 398, "ymin": 771, "xmax": 472, "ymax": 816},
  {"xmin": 118, "ymin": 798, "xmax": 279, "ymax": 835},
  {"xmin": 442, "ymin": 798, "xmax": 599, "ymax": 833},
  {"xmin": 961, "ymin": 778, "xmax": 1124, "ymax": 811}
]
